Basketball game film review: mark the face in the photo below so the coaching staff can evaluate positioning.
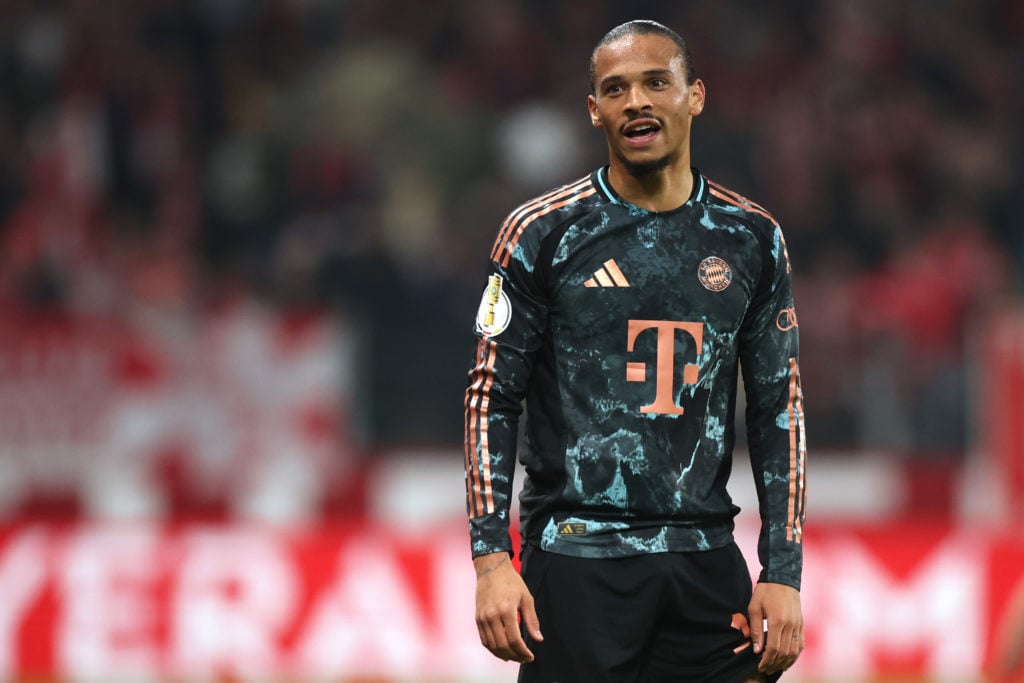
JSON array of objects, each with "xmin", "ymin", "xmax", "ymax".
[{"xmin": 588, "ymin": 33, "xmax": 705, "ymax": 176}]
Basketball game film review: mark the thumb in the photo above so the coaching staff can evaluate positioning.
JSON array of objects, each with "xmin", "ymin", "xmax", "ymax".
[
  {"xmin": 748, "ymin": 603, "xmax": 765, "ymax": 654},
  {"xmin": 521, "ymin": 593, "xmax": 543, "ymax": 641}
]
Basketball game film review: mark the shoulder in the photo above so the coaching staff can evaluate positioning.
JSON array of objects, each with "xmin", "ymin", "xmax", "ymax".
[
  {"xmin": 700, "ymin": 175, "xmax": 792, "ymax": 278},
  {"xmin": 701, "ymin": 176, "xmax": 781, "ymax": 235},
  {"xmin": 489, "ymin": 172, "xmax": 603, "ymax": 268}
]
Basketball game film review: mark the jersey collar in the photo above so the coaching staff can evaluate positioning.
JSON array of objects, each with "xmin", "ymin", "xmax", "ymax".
[{"xmin": 593, "ymin": 166, "xmax": 707, "ymax": 212}]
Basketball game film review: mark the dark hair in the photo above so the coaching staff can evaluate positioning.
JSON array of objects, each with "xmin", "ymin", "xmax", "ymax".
[{"xmin": 589, "ymin": 20, "xmax": 696, "ymax": 92}]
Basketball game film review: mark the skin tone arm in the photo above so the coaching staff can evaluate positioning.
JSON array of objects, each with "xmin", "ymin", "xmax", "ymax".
[
  {"xmin": 748, "ymin": 582, "xmax": 804, "ymax": 674},
  {"xmin": 473, "ymin": 552, "xmax": 544, "ymax": 663}
]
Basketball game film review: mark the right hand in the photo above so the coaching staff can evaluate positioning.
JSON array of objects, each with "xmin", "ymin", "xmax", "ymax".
[{"xmin": 473, "ymin": 552, "xmax": 543, "ymax": 663}]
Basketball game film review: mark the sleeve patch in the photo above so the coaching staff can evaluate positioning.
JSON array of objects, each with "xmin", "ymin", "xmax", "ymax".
[{"xmin": 475, "ymin": 274, "xmax": 512, "ymax": 338}]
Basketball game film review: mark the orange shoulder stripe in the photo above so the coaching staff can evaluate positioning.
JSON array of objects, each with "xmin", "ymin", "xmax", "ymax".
[
  {"xmin": 489, "ymin": 178, "xmax": 590, "ymax": 261},
  {"xmin": 707, "ymin": 180, "xmax": 773, "ymax": 215},
  {"xmin": 498, "ymin": 187, "xmax": 597, "ymax": 267},
  {"xmin": 708, "ymin": 182, "xmax": 778, "ymax": 226},
  {"xmin": 489, "ymin": 177, "xmax": 593, "ymax": 263}
]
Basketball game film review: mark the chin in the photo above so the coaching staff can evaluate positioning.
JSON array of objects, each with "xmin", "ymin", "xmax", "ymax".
[{"xmin": 621, "ymin": 153, "xmax": 671, "ymax": 177}]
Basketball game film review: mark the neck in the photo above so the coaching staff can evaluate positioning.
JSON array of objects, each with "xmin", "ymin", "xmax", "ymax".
[{"xmin": 607, "ymin": 156, "xmax": 694, "ymax": 212}]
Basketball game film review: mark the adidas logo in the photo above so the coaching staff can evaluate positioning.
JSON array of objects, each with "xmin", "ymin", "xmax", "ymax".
[{"xmin": 584, "ymin": 259, "xmax": 630, "ymax": 288}]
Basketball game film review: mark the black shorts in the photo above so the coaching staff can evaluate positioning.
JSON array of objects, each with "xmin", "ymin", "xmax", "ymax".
[{"xmin": 517, "ymin": 542, "xmax": 781, "ymax": 683}]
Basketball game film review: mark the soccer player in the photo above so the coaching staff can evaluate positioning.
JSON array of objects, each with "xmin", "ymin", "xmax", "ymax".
[{"xmin": 464, "ymin": 19, "xmax": 806, "ymax": 682}]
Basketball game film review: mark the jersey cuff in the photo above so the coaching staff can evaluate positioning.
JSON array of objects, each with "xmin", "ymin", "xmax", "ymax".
[
  {"xmin": 758, "ymin": 568, "xmax": 801, "ymax": 591},
  {"xmin": 471, "ymin": 538, "xmax": 514, "ymax": 560}
]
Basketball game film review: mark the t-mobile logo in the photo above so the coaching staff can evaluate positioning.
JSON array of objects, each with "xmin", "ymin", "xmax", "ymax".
[{"xmin": 625, "ymin": 320, "xmax": 704, "ymax": 415}]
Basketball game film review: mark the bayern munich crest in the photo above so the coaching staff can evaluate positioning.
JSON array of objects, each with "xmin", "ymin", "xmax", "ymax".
[{"xmin": 698, "ymin": 256, "xmax": 733, "ymax": 292}]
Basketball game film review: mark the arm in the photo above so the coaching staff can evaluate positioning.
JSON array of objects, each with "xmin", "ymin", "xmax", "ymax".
[
  {"xmin": 465, "ymin": 263, "xmax": 548, "ymax": 661},
  {"xmin": 738, "ymin": 222, "xmax": 807, "ymax": 674},
  {"xmin": 472, "ymin": 552, "xmax": 543, "ymax": 662}
]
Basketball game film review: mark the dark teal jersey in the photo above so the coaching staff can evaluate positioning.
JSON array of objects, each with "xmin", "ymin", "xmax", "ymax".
[{"xmin": 464, "ymin": 167, "xmax": 807, "ymax": 589}]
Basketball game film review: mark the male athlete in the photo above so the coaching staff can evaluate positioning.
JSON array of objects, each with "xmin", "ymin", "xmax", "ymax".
[{"xmin": 464, "ymin": 20, "xmax": 806, "ymax": 682}]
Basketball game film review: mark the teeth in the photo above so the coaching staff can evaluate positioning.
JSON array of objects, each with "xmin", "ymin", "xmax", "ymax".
[{"xmin": 629, "ymin": 125, "xmax": 655, "ymax": 135}]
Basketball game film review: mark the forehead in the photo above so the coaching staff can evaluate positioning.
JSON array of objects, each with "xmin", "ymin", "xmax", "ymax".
[{"xmin": 592, "ymin": 33, "xmax": 685, "ymax": 81}]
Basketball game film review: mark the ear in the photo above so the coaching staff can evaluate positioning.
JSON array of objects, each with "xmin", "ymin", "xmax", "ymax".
[
  {"xmin": 689, "ymin": 79, "xmax": 706, "ymax": 116},
  {"xmin": 587, "ymin": 94, "xmax": 603, "ymax": 129}
]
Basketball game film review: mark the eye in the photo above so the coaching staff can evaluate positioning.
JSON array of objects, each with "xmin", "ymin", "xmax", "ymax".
[
  {"xmin": 649, "ymin": 78, "xmax": 669, "ymax": 88},
  {"xmin": 605, "ymin": 83, "xmax": 625, "ymax": 96}
]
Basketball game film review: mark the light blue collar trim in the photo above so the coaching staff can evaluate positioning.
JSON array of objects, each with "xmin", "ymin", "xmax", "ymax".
[
  {"xmin": 597, "ymin": 166, "xmax": 622, "ymax": 205},
  {"xmin": 598, "ymin": 166, "xmax": 704, "ymax": 207}
]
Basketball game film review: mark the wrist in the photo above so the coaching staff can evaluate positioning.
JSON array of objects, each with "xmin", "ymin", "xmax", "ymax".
[{"xmin": 473, "ymin": 552, "xmax": 511, "ymax": 577}]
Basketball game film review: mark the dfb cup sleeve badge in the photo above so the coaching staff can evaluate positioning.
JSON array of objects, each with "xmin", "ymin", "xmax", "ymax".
[
  {"xmin": 698, "ymin": 256, "xmax": 733, "ymax": 292},
  {"xmin": 475, "ymin": 274, "xmax": 512, "ymax": 338}
]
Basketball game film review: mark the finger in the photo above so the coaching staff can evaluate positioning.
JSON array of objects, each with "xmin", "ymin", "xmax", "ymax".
[
  {"xmin": 762, "ymin": 627, "xmax": 803, "ymax": 674},
  {"xmin": 475, "ymin": 612, "xmax": 490, "ymax": 649},
  {"xmin": 749, "ymin": 608, "xmax": 765, "ymax": 655},
  {"xmin": 521, "ymin": 593, "xmax": 544, "ymax": 642},
  {"xmin": 475, "ymin": 618, "xmax": 503, "ymax": 659},
  {"xmin": 477, "ymin": 616, "xmax": 503, "ymax": 659},
  {"xmin": 780, "ymin": 630, "xmax": 805, "ymax": 670},
  {"xmin": 480, "ymin": 608, "xmax": 515, "ymax": 661},
  {"xmin": 757, "ymin": 623, "xmax": 784, "ymax": 673},
  {"xmin": 502, "ymin": 612, "xmax": 534, "ymax": 663}
]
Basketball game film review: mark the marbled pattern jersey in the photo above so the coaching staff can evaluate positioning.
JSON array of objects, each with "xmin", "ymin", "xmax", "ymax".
[{"xmin": 464, "ymin": 166, "xmax": 807, "ymax": 589}]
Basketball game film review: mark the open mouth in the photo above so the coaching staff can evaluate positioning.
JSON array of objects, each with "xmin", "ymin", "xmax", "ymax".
[{"xmin": 622, "ymin": 120, "xmax": 661, "ymax": 144}]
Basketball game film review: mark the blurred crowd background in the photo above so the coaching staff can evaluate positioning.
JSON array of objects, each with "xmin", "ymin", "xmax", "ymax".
[{"xmin": 0, "ymin": 0, "xmax": 1021, "ymax": 521}]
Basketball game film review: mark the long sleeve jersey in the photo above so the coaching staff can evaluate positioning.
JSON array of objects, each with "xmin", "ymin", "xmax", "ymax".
[{"xmin": 464, "ymin": 166, "xmax": 807, "ymax": 589}]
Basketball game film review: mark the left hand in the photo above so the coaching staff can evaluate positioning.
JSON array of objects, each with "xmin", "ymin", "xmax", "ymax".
[{"xmin": 747, "ymin": 582, "xmax": 804, "ymax": 674}]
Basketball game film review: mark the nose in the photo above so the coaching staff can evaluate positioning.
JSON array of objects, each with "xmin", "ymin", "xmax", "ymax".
[{"xmin": 624, "ymin": 85, "xmax": 652, "ymax": 113}]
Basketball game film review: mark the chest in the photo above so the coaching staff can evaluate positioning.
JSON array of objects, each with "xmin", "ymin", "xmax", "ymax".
[{"xmin": 548, "ymin": 206, "xmax": 762, "ymax": 336}]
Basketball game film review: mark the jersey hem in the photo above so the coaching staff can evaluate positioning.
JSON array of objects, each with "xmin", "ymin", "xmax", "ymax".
[{"xmin": 526, "ymin": 520, "xmax": 736, "ymax": 559}]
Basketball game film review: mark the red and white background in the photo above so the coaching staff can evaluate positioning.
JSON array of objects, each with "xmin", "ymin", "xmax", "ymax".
[
  {"xmin": 0, "ymin": 519, "xmax": 1022, "ymax": 682},
  {"xmin": 0, "ymin": 306, "xmax": 1022, "ymax": 682}
]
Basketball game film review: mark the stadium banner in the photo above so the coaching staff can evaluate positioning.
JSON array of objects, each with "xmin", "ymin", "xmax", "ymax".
[{"xmin": 0, "ymin": 518, "xmax": 1020, "ymax": 681}]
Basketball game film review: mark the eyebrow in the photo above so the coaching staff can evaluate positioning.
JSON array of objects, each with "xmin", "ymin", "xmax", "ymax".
[{"xmin": 598, "ymin": 68, "xmax": 674, "ymax": 90}]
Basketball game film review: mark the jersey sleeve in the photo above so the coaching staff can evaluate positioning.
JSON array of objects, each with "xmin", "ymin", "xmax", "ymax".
[
  {"xmin": 464, "ymin": 246, "xmax": 549, "ymax": 559},
  {"xmin": 738, "ymin": 222, "xmax": 807, "ymax": 590}
]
